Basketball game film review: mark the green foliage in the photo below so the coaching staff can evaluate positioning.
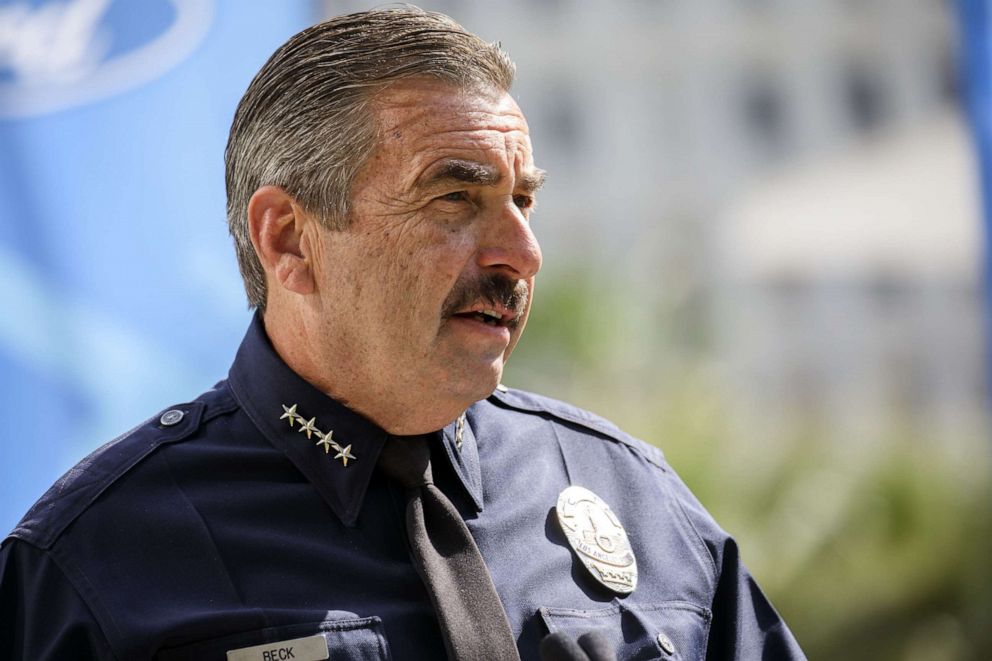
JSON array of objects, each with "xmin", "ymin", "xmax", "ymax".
[{"xmin": 505, "ymin": 275, "xmax": 992, "ymax": 661}]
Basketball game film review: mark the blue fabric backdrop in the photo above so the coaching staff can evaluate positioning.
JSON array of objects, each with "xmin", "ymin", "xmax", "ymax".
[
  {"xmin": 0, "ymin": 0, "xmax": 317, "ymax": 533},
  {"xmin": 959, "ymin": 1, "xmax": 992, "ymax": 392}
]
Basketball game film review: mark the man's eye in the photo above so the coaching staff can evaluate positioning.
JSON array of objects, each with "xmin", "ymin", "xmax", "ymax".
[
  {"xmin": 513, "ymin": 194, "xmax": 534, "ymax": 209},
  {"xmin": 439, "ymin": 191, "xmax": 468, "ymax": 203}
]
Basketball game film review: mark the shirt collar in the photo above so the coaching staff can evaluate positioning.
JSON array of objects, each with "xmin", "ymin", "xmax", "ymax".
[{"xmin": 227, "ymin": 314, "xmax": 484, "ymax": 526}]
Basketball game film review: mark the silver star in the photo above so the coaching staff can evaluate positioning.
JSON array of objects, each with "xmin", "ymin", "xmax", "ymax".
[
  {"xmin": 280, "ymin": 404, "xmax": 299, "ymax": 427},
  {"xmin": 334, "ymin": 444, "xmax": 356, "ymax": 467},
  {"xmin": 298, "ymin": 417, "xmax": 318, "ymax": 439},
  {"xmin": 314, "ymin": 429, "xmax": 335, "ymax": 454}
]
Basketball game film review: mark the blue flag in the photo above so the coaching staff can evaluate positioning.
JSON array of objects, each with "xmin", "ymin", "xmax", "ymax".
[
  {"xmin": 959, "ymin": 0, "xmax": 992, "ymax": 387},
  {"xmin": 0, "ymin": 0, "xmax": 317, "ymax": 533}
]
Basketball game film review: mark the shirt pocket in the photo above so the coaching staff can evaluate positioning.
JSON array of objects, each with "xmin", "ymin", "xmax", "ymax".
[
  {"xmin": 539, "ymin": 601, "xmax": 712, "ymax": 661},
  {"xmin": 154, "ymin": 616, "xmax": 391, "ymax": 661}
]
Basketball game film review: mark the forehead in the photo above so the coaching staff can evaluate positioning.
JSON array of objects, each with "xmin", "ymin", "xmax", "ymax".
[{"xmin": 368, "ymin": 79, "xmax": 535, "ymax": 181}]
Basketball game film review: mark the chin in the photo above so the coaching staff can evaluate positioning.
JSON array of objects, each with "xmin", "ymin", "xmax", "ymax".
[
  {"xmin": 468, "ymin": 368, "xmax": 502, "ymax": 401},
  {"xmin": 448, "ymin": 361, "xmax": 503, "ymax": 406}
]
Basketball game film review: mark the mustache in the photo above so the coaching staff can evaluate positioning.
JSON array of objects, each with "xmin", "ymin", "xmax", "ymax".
[{"xmin": 441, "ymin": 274, "xmax": 530, "ymax": 328}]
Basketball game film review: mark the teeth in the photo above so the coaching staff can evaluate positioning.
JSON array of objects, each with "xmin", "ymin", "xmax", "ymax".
[{"xmin": 482, "ymin": 310, "xmax": 501, "ymax": 321}]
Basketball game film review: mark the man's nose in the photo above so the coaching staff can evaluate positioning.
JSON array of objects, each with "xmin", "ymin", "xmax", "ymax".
[{"xmin": 476, "ymin": 200, "xmax": 542, "ymax": 280}]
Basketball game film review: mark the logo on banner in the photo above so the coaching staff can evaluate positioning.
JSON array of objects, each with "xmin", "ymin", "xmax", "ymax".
[{"xmin": 0, "ymin": 0, "xmax": 213, "ymax": 118}]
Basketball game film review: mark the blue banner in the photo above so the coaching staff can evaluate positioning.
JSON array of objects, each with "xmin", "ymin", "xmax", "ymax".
[
  {"xmin": 959, "ymin": 0, "xmax": 992, "ymax": 389},
  {"xmin": 0, "ymin": 0, "xmax": 317, "ymax": 533}
]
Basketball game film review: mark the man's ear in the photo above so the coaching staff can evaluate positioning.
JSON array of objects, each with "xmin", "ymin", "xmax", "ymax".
[{"xmin": 248, "ymin": 185, "xmax": 315, "ymax": 296}]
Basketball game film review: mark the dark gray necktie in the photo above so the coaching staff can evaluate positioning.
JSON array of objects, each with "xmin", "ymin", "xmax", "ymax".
[{"xmin": 378, "ymin": 435, "xmax": 520, "ymax": 661}]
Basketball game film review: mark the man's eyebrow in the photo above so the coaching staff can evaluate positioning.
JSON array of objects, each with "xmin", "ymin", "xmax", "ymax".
[
  {"xmin": 421, "ymin": 159, "xmax": 500, "ymax": 188},
  {"xmin": 419, "ymin": 160, "xmax": 547, "ymax": 193},
  {"xmin": 518, "ymin": 169, "xmax": 547, "ymax": 194}
]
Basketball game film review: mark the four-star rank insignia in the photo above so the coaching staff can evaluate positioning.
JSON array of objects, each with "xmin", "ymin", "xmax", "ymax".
[
  {"xmin": 280, "ymin": 404, "xmax": 356, "ymax": 467},
  {"xmin": 556, "ymin": 485, "xmax": 638, "ymax": 594}
]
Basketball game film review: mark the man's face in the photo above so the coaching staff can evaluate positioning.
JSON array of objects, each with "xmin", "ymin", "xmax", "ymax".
[{"xmin": 306, "ymin": 79, "xmax": 543, "ymax": 425}]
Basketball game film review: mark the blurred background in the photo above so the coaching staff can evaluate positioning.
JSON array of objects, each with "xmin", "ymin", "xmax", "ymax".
[{"xmin": 2, "ymin": 0, "xmax": 990, "ymax": 658}]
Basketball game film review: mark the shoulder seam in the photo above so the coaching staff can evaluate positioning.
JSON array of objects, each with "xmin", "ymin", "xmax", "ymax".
[
  {"xmin": 7, "ymin": 399, "xmax": 216, "ymax": 550},
  {"xmin": 47, "ymin": 543, "xmax": 125, "ymax": 660},
  {"xmin": 488, "ymin": 388, "xmax": 666, "ymax": 470},
  {"xmin": 662, "ymin": 476, "xmax": 720, "ymax": 585}
]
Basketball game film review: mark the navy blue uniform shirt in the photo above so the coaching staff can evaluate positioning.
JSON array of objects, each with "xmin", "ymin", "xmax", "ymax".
[{"xmin": 1, "ymin": 316, "xmax": 805, "ymax": 660}]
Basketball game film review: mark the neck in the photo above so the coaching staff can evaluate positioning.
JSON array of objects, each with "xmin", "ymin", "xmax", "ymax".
[{"xmin": 262, "ymin": 305, "xmax": 465, "ymax": 434}]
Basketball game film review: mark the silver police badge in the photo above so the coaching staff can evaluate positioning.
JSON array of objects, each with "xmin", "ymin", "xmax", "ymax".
[{"xmin": 556, "ymin": 485, "xmax": 638, "ymax": 594}]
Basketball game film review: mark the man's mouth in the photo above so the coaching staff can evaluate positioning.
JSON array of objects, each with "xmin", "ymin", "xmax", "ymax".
[
  {"xmin": 442, "ymin": 275, "xmax": 529, "ymax": 330},
  {"xmin": 452, "ymin": 305, "xmax": 514, "ymax": 327}
]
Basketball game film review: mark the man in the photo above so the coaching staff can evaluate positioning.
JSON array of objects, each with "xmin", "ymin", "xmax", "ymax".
[{"xmin": 0, "ymin": 7, "xmax": 805, "ymax": 660}]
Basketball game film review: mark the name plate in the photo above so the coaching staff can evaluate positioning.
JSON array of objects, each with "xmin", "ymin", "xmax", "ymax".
[{"xmin": 227, "ymin": 633, "xmax": 329, "ymax": 661}]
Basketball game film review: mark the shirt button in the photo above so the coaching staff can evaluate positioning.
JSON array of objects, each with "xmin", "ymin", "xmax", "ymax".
[
  {"xmin": 160, "ymin": 409, "xmax": 185, "ymax": 426},
  {"xmin": 657, "ymin": 633, "xmax": 675, "ymax": 655}
]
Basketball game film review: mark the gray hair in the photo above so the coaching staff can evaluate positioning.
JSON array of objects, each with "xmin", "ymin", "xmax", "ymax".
[{"xmin": 225, "ymin": 6, "xmax": 516, "ymax": 311}]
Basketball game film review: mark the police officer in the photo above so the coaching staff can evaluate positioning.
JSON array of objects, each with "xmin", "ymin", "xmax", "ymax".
[{"xmin": 0, "ymin": 7, "xmax": 806, "ymax": 660}]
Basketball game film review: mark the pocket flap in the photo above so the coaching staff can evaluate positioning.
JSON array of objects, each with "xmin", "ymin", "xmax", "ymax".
[{"xmin": 540, "ymin": 601, "xmax": 711, "ymax": 660}]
